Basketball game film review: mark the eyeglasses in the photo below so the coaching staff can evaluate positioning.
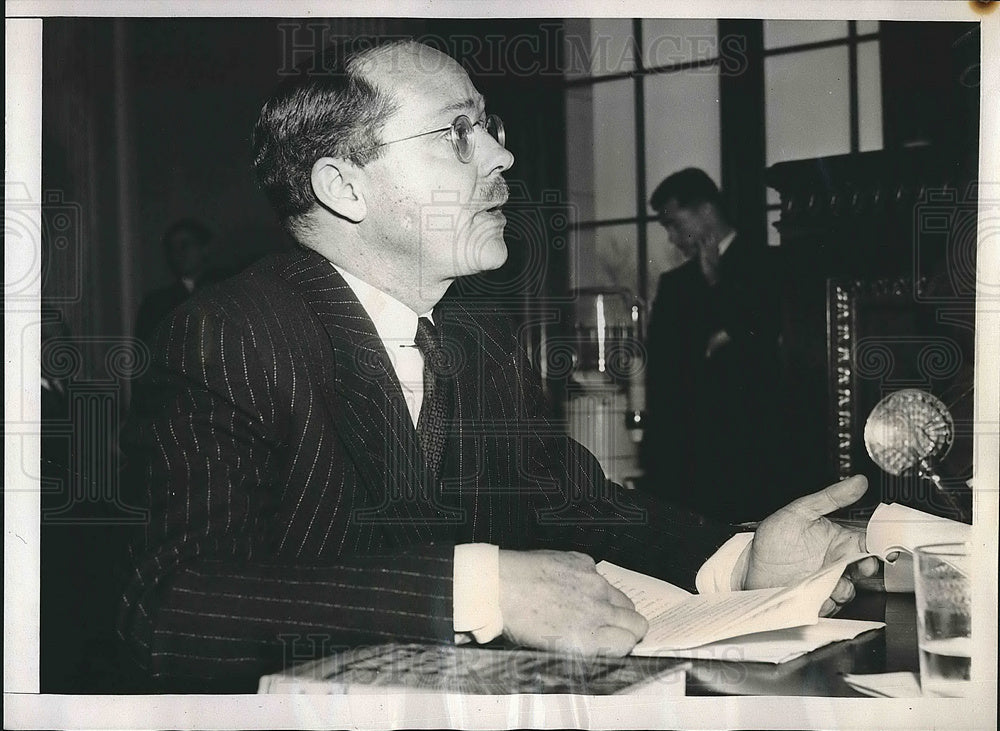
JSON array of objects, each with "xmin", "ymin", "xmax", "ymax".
[{"xmin": 364, "ymin": 114, "xmax": 505, "ymax": 164}]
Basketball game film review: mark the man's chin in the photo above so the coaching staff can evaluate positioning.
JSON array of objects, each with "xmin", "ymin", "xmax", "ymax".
[
  {"xmin": 451, "ymin": 219, "xmax": 509, "ymax": 276},
  {"xmin": 477, "ymin": 237, "xmax": 509, "ymax": 272}
]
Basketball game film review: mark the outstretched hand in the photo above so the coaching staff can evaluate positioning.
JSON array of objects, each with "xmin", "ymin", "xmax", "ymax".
[{"xmin": 745, "ymin": 475, "xmax": 880, "ymax": 616}]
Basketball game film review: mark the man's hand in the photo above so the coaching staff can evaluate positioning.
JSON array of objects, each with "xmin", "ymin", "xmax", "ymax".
[
  {"xmin": 745, "ymin": 475, "xmax": 880, "ymax": 616},
  {"xmin": 697, "ymin": 235, "xmax": 721, "ymax": 286},
  {"xmin": 497, "ymin": 550, "xmax": 648, "ymax": 656},
  {"xmin": 704, "ymin": 328, "xmax": 732, "ymax": 359}
]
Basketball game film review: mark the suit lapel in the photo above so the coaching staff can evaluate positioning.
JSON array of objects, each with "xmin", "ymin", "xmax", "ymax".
[
  {"xmin": 436, "ymin": 297, "xmax": 514, "ymax": 375},
  {"xmin": 433, "ymin": 297, "xmax": 522, "ymax": 542},
  {"xmin": 278, "ymin": 249, "xmax": 461, "ymax": 540}
]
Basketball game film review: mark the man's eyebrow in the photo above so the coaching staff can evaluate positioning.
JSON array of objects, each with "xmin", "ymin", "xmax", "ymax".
[{"xmin": 440, "ymin": 96, "xmax": 485, "ymax": 116}]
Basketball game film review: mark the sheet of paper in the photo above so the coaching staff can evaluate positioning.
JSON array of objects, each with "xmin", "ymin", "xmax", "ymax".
[
  {"xmin": 843, "ymin": 671, "xmax": 921, "ymax": 698},
  {"xmin": 883, "ymin": 551, "xmax": 915, "ymax": 592},
  {"xmin": 866, "ymin": 502, "xmax": 971, "ymax": 558},
  {"xmin": 634, "ymin": 618, "xmax": 885, "ymax": 663},
  {"xmin": 635, "ymin": 588, "xmax": 794, "ymax": 650},
  {"xmin": 597, "ymin": 554, "xmax": 868, "ymax": 652},
  {"xmin": 597, "ymin": 561, "xmax": 829, "ymax": 653},
  {"xmin": 596, "ymin": 561, "xmax": 693, "ymax": 615}
]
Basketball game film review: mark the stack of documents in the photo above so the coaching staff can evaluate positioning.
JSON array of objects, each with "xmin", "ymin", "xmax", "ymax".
[{"xmin": 596, "ymin": 561, "xmax": 882, "ymax": 663}]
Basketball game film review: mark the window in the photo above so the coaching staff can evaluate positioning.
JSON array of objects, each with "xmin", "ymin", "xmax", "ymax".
[
  {"xmin": 763, "ymin": 20, "xmax": 882, "ymax": 244},
  {"xmin": 564, "ymin": 19, "xmax": 884, "ymax": 280},
  {"xmin": 564, "ymin": 18, "xmax": 722, "ymax": 304}
]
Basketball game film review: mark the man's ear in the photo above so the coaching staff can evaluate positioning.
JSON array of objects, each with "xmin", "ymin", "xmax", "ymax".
[{"xmin": 311, "ymin": 157, "xmax": 368, "ymax": 223}]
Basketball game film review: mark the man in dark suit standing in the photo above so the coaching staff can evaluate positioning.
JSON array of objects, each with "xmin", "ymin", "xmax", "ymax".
[
  {"xmin": 642, "ymin": 169, "xmax": 785, "ymax": 523},
  {"xmin": 119, "ymin": 40, "xmax": 877, "ymax": 691}
]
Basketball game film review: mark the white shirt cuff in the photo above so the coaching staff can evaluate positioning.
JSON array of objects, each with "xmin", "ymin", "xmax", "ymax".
[
  {"xmin": 695, "ymin": 533, "xmax": 754, "ymax": 593},
  {"xmin": 453, "ymin": 543, "xmax": 503, "ymax": 643}
]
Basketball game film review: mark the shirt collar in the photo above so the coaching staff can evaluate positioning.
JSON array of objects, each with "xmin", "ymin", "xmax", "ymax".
[
  {"xmin": 332, "ymin": 264, "xmax": 431, "ymax": 345},
  {"xmin": 717, "ymin": 230, "xmax": 737, "ymax": 258}
]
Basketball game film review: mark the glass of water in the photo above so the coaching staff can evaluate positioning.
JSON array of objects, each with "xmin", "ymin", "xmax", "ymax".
[{"xmin": 914, "ymin": 542, "xmax": 971, "ymax": 697}]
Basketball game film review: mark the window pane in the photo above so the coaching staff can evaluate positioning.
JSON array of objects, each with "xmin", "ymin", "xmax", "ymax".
[
  {"xmin": 565, "ymin": 86, "xmax": 596, "ymax": 222},
  {"xmin": 765, "ymin": 46, "xmax": 851, "ymax": 165},
  {"xmin": 564, "ymin": 18, "xmax": 637, "ymax": 78},
  {"xmin": 858, "ymin": 40, "xmax": 883, "ymax": 151},
  {"xmin": 643, "ymin": 68, "xmax": 721, "ymax": 212},
  {"xmin": 645, "ymin": 221, "xmax": 689, "ymax": 302},
  {"xmin": 572, "ymin": 223, "xmax": 638, "ymax": 292},
  {"xmin": 764, "ymin": 20, "xmax": 848, "ymax": 49},
  {"xmin": 641, "ymin": 18, "xmax": 718, "ymax": 68},
  {"xmin": 856, "ymin": 20, "xmax": 880, "ymax": 36},
  {"xmin": 592, "ymin": 18, "xmax": 638, "ymax": 75},
  {"xmin": 563, "ymin": 18, "xmax": 592, "ymax": 79},
  {"xmin": 593, "ymin": 78, "xmax": 637, "ymax": 220}
]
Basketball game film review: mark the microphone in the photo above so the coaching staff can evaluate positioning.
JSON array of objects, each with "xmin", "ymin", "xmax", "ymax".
[{"xmin": 863, "ymin": 389, "xmax": 966, "ymax": 520}]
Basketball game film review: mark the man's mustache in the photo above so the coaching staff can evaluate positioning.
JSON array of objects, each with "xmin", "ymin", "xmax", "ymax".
[{"xmin": 480, "ymin": 178, "xmax": 509, "ymax": 209}]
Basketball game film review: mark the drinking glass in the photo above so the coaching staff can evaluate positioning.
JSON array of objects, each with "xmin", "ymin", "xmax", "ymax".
[{"xmin": 914, "ymin": 542, "xmax": 971, "ymax": 697}]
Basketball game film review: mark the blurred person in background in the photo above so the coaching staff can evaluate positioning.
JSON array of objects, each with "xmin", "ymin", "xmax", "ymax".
[
  {"xmin": 134, "ymin": 218, "xmax": 227, "ymax": 343},
  {"xmin": 642, "ymin": 168, "xmax": 785, "ymax": 523}
]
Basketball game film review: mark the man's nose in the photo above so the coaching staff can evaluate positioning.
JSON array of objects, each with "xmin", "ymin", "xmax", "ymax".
[{"xmin": 479, "ymin": 128, "xmax": 514, "ymax": 175}]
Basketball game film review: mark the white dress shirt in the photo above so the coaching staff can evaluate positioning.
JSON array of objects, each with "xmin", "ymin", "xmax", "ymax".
[
  {"xmin": 333, "ymin": 266, "xmax": 502, "ymax": 642},
  {"xmin": 716, "ymin": 229, "xmax": 736, "ymax": 258},
  {"xmin": 334, "ymin": 264, "xmax": 745, "ymax": 646}
]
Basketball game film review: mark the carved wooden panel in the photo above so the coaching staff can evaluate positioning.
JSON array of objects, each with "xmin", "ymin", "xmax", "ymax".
[
  {"xmin": 826, "ymin": 276, "xmax": 972, "ymax": 516},
  {"xmin": 766, "ymin": 147, "xmax": 976, "ymax": 504}
]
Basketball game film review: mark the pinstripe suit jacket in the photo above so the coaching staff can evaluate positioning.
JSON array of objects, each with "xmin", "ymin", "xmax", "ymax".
[{"xmin": 119, "ymin": 246, "xmax": 735, "ymax": 684}]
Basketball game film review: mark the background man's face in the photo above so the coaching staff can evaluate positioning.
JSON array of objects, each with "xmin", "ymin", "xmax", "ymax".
[
  {"xmin": 165, "ymin": 231, "xmax": 208, "ymax": 278},
  {"xmin": 359, "ymin": 44, "xmax": 515, "ymax": 289},
  {"xmin": 657, "ymin": 198, "xmax": 708, "ymax": 258}
]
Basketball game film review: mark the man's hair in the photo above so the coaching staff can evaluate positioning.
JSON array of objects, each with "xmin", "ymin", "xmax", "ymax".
[
  {"xmin": 649, "ymin": 167, "xmax": 725, "ymax": 214},
  {"xmin": 162, "ymin": 218, "xmax": 212, "ymax": 250},
  {"xmin": 251, "ymin": 38, "xmax": 411, "ymax": 232}
]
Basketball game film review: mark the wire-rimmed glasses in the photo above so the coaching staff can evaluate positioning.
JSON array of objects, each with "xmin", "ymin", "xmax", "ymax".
[{"xmin": 363, "ymin": 114, "xmax": 505, "ymax": 163}]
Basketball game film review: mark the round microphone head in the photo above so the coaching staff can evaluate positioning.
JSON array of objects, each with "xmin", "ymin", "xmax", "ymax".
[{"xmin": 864, "ymin": 389, "xmax": 954, "ymax": 476}]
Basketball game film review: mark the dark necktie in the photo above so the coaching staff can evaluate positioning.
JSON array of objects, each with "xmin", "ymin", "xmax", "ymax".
[{"xmin": 414, "ymin": 317, "xmax": 451, "ymax": 478}]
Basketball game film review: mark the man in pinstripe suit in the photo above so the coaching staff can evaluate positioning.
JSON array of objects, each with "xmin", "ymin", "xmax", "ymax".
[{"xmin": 119, "ymin": 39, "xmax": 879, "ymax": 690}]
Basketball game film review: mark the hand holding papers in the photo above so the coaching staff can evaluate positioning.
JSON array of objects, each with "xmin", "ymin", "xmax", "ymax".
[
  {"xmin": 743, "ymin": 475, "xmax": 877, "ymax": 616},
  {"xmin": 595, "ymin": 500, "xmax": 970, "ymax": 662},
  {"xmin": 597, "ymin": 557, "xmax": 878, "ymax": 659}
]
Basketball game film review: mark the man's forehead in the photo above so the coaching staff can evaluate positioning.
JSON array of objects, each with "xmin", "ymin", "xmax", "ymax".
[{"xmin": 361, "ymin": 43, "xmax": 484, "ymax": 123}]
